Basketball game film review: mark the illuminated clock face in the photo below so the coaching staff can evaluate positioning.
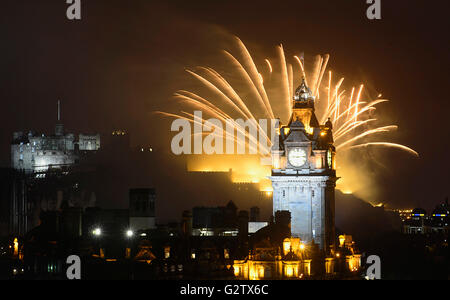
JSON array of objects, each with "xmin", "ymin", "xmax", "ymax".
[
  {"xmin": 327, "ymin": 150, "xmax": 332, "ymax": 168},
  {"xmin": 288, "ymin": 148, "xmax": 307, "ymax": 167}
]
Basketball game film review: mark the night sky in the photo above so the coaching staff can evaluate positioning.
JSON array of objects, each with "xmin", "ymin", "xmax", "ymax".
[{"xmin": 1, "ymin": 0, "xmax": 449, "ymax": 220}]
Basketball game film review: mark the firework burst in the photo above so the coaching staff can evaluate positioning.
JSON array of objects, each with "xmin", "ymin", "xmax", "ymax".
[
  {"xmin": 156, "ymin": 36, "xmax": 418, "ymax": 193},
  {"xmin": 157, "ymin": 36, "xmax": 418, "ymax": 158}
]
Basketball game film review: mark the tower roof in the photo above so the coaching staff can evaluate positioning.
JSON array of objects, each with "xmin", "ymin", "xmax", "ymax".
[
  {"xmin": 293, "ymin": 78, "xmax": 315, "ymax": 102},
  {"xmin": 290, "ymin": 119, "xmax": 305, "ymax": 129},
  {"xmin": 226, "ymin": 200, "xmax": 237, "ymax": 210}
]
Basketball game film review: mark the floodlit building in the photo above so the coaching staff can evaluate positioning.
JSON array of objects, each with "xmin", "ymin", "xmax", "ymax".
[
  {"xmin": 270, "ymin": 79, "xmax": 336, "ymax": 253},
  {"xmin": 233, "ymin": 80, "xmax": 363, "ymax": 279},
  {"xmin": 234, "ymin": 211, "xmax": 313, "ymax": 279},
  {"xmin": 233, "ymin": 238, "xmax": 312, "ymax": 280},
  {"xmin": 403, "ymin": 208, "xmax": 429, "ymax": 234},
  {"xmin": 336, "ymin": 235, "xmax": 362, "ymax": 273},
  {"xmin": 403, "ymin": 200, "xmax": 449, "ymax": 235},
  {"xmin": 11, "ymin": 101, "xmax": 100, "ymax": 174}
]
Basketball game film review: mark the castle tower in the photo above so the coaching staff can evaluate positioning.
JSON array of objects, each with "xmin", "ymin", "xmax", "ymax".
[{"xmin": 270, "ymin": 79, "xmax": 337, "ymax": 253}]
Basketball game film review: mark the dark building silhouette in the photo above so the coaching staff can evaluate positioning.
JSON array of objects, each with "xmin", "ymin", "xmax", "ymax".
[
  {"xmin": 192, "ymin": 201, "xmax": 240, "ymax": 236},
  {"xmin": 129, "ymin": 188, "xmax": 156, "ymax": 231},
  {"xmin": 250, "ymin": 206, "xmax": 260, "ymax": 222}
]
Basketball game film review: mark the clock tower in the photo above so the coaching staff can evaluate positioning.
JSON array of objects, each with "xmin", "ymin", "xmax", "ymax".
[{"xmin": 270, "ymin": 79, "xmax": 337, "ymax": 253}]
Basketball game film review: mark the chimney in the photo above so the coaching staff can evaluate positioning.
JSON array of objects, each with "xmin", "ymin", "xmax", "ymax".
[
  {"xmin": 181, "ymin": 210, "xmax": 192, "ymax": 236},
  {"xmin": 275, "ymin": 210, "xmax": 291, "ymax": 237},
  {"xmin": 238, "ymin": 210, "xmax": 249, "ymax": 241},
  {"xmin": 250, "ymin": 206, "xmax": 260, "ymax": 222}
]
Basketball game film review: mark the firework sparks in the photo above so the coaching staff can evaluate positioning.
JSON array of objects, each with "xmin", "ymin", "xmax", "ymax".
[
  {"xmin": 265, "ymin": 59, "xmax": 273, "ymax": 74},
  {"xmin": 348, "ymin": 143, "xmax": 419, "ymax": 157},
  {"xmin": 158, "ymin": 36, "xmax": 418, "ymax": 190}
]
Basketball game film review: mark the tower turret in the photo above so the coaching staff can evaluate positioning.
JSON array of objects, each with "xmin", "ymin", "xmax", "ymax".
[{"xmin": 289, "ymin": 79, "xmax": 319, "ymax": 134}]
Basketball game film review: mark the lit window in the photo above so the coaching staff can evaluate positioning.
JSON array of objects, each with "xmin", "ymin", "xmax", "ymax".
[
  {"xmin": 283, "ymin": 240, "xmax": 291, "ymax": 254},
  {"xmin": 258, "ymin": 266, "xmax": 264, "ymax": 278},
  {"xmin": 285, "ymin": 266, "xmax": 294, "ymax": 277},
  {"xmin": 164, "ymin": 247, "xmax": 170, "ymax": 259},
  {"xmin": 224, "ymin": 249, "xmax": 230, "ymax": 259}
]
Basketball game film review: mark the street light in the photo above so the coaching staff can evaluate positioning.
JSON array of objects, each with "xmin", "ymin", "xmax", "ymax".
[
  {"xmin": 92, "ymin": 228, "xmax": 102, "ymax": 236},
  {"xmin": 126, "ymin": 230, "xmax": 134, "ymax": 238}
]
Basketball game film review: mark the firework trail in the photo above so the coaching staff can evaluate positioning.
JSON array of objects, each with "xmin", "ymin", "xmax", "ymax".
[{"xmin": 157, "ymin": 36, "xmax": 417, "ymax": 159}]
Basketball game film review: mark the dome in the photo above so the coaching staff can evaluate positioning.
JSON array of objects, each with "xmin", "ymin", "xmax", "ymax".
[{"xmin": 293, "ymin": 79, "xmax": 315, "ymax": 101}]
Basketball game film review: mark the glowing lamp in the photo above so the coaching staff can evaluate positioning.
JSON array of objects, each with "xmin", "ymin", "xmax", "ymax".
[
  {"xmin": 234, "ymin": 266, "xmax": 240, "ymax": 276},
  {"xmin": 258, "ymin": 267, "xmax": 264, "ymax": 278},
  {"xmin": 283, "ymin": 240, "xmax": 291, "ymax": 254},
  {"xmin": 285, "ymin": 266, "xmax": 294, "ymax": 277},
  {"xmin": 299, "ymin": 243, "xmax": 305, "ymax": 251},
  {"xmin": 13, "ymin": 238, "xmax": 18, "ymax": 256}
]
